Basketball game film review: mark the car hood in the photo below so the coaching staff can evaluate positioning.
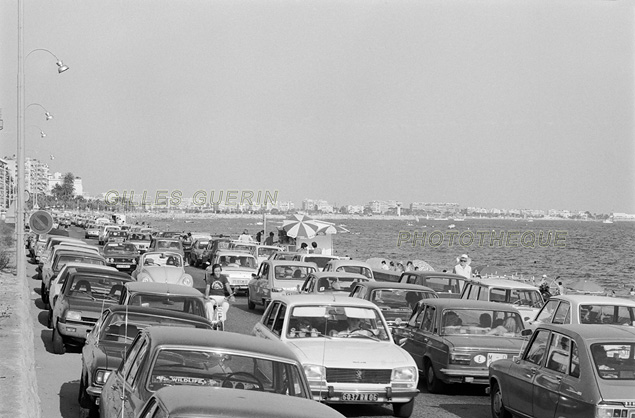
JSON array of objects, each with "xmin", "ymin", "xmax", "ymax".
[
  {"xmin": 288, "ymin": 339, "xmax": 413, "ymax": 367},
  {"xmin": 442, "ymin": 335, "xmax": 524, "ymax": 351},
  {"xmin": 143, "ymin": 266, "xmax": 184, "ymax": 283}
]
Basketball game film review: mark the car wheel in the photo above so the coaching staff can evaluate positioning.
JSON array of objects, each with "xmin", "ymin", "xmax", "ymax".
[
  {"xmin": 491, "ymin": 381, "xmax": 512, "ymax": 418},
  {"xmin": 393, "ymin": 399, "xmax": 415, "ymax": 418},
  {"xmin": 47, "ymin": 308, "xmax": 53, "ymax": 329},
  {"xmin": 41, "ymin": 282, "xmax": 49, "ymax": 305},
  {"xmin": 424, "ymin": 360, "xmax": 445, "ymax": 394},
  {"xmin": 78, "ymin": 371, "xmax": 92, "ymax": 408},
  {"xmin": 52, "ymin": 325, "xmax": 66, "ymax": 355},
  {"xmin": 247, "ymin": 292, "xmax": 256, "ymax": 310}
]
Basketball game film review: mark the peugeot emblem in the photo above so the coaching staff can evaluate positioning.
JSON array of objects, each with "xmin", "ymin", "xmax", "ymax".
[{"xmin": 355, "ymin": 370, "xmax": 363, "ymax": 380}]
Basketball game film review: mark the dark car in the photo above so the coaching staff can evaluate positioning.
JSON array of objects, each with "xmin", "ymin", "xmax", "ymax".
[
  {"xmin": 79, "ymin": 305, "xmax": 214, "ymax": 416},
  {"xmin": 128, "ymin": 233, "xmax": 152, "ymax": 254},
  {"xmin": 399, "ymin": 271, "xmax": 466, "ymax": 299},
  {"xmin": 135, "ymin": 386, "xmax": 346, "ymax": 418},
  {"xmin": 102, "ymin": 242, "xmax": 139, "ymax": 273},
  {"xmin": 105, "ymin": 230, "xmax": 129, "ymax": 244},
  {"xmin": 349, "ymin": 281, "xmax": 438, "ymax": 330},
  {"xmin": 202, "ymin": 237, "xmax": 232, "ymax": 265},
  {"xmin": 188, "ymin": 238, "xmax": 210, "ymax": 267},
  {"xmin": 298, "ymin": 271, "xmax": 372, "ymax": 295},
  {"xmin": 395, "ymin": 298, "xmax": 526, "ymax": 393},
  {"xmin": 489, "ymin": 324, "xmax": 635, "ymax": 418},
  {"xmin": 100, "ymin": 327, "xmax": 314, "ymax": 418},
  {"xmin": 50, "ymin": 267, "xmax": 133, "ymax": 354},
  {"xmin": 118, "ymin": 282, "xmax": 210, "ymax": 321}
]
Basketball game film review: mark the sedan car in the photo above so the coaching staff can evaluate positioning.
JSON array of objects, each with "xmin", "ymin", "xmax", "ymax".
[
  {"xmin": 188, "ymin": 238, "xmax": 210, "ymax": 267},
  {"xmin": 298, "ymin": 272, "xmax": 372, "ymax": 296},
  {"xmin": 399, "ymin": 271, "xmax": 466, "ymax": 299},
  {"xmin": 128, "ymin": 233, "xmax": 152, "ymax": 254},
  {"xmin": 148, "ymin": 238, "xmax": 184, "ymax": 256},
  {"xmin": 394, "ymin": 298, "xmax": 526, "ymax": 393},
  {"xmin": 79, "ymin": 306, "xmax": 214, "ymax": 416},
  {"xmin": 252, "ymin": 295, "xmax": 419, "ymax": 418},
  {"xmin": 210, "ymin": 250, "xmax": 259, "ymax": 293},
  {"xmin": 102, "ymin": 242, "xmax": 139, "ymax": 273},
  {"xmin": 527, "ymin": 294, "xmax": 635, "ymax": 329},
  {"xmin": 135, "ymin": 386, "xmax": 346, "ymax": 418},
  {"xmin": 118, "ymin": 282, "xmax": 211, "ymax": 321},
  {"xmin": 247, "ymin": 260, "xmax": 318, "ymax": 310},
  {"xmin": 100, "ymin": 327, "xmax": 314, "ymax": 418},
  {"xmin": 349, "ymin": 281, "xmax": 438, "ymax": 330},
  {"xmin": 51, "ymin": 267, "xmax": 133, "ymax": 354},
  {"xmin": 131, "ymin": 252, "xmax": 193, "ymax": 287},
  {"xmin": 489, "ymin": 324, "xmax": 635, "ymax": 418}
]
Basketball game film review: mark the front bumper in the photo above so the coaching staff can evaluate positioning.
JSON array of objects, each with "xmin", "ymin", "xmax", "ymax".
[
  {"xmin": 311, "ymin": 384, "xmax": 418, "ymax": 404},
  {"xmin": 57, "ymin": 320, "xmax": 93, "ymax": 341}
]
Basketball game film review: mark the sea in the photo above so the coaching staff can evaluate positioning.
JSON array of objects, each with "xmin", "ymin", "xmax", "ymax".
[{"xmin": 126, "ymin": 214, "xmax": 635, "ymax": 297}]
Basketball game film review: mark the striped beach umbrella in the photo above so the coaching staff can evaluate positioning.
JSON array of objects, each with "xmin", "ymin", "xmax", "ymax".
[{"xmin": 282, "ymin": 214, "xmax": 322, "ymax": 239}]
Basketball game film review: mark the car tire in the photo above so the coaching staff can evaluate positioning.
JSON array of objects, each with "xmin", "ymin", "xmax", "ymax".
[
  {"xmin": 52, "ymin": 325, "xmax": 66, "ymax": 355},
  {"xmin": 491, "ymin": 381, "xmax": 512, "ymax": 418},
  {"xmin": 247, "ymin": 291, "xmax": 256, "ymax": 310},
  {"xmin": 424, "ymin": 360, "xmax": 445, "ymax": 394},
  {"xmin": 47, "ymin": 308, "xmax": 53, "ymax": 329},
  {"xmin": 393, "ymin": 398, "xmax": 415, "ymax": 418},
  {"xmin": 78, "ymin": 371, "xmax": 92, "ymax": 408}
]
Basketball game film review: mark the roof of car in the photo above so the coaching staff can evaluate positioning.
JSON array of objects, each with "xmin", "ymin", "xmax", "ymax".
[
  {"xmin": 124, "ymin": 281, "xmax": 204, "ymax": 296},
  {"xmin": 463, "ymin": 278, "xmax": 540, "ymax": 289},
  {"xmin": 400, "ymin": 271, "xmax": 466, "ymax": 279},
  {"xmin": 264, "ymin": 260, "xmax": 320, "ymax": 268},
  {"xmin": 105, "ymin": 305, "xmax": 212, "ymax": 324},
  {"xmin": 54, "ymin": 249, "xmax": 105, "ymax": 259},
  {"xmin": 142, "ymin": 250, "xmax": 182, "ymax": 257},
  {"xmin": 352, "ymin": 281, "xmax": 436, "ymax": 293},
  {"xmin": 415, "ymin": 298, "xmax": 524, "ymax": 312},
  {"xmin": 68, "ymin": 266, "xmax": 132, "ymax": 279},
  {"xmin": 151, "ymin": 387, "xmax": 344, "ymax": 418},
  {"xmin": 216, "ymin": 250, "xmax": 257, "ymax": 257},
  {"xmin": 143, "ymin": 327, "xmax": 302, "ymax": 362},
  {"xmin": 326, "ymin": 259, "xmax": 372, "ymax": 267},
  {"xmin": 62, "ymin": 263, "xmax": 117, "ymax": 273},
  {"xmin": 309, "ymin": 271, "xmax": 370, "ymax": 280},
  {"xmin": 536, "ymin": 323, "xmax": 635, "ymax": 341},
  {"xmin": 275, "ymin": 294, "xmax": 381, "ymax": 308},
  {"xmin": 546, "ymin": 294, "xmax": 635, "ymax": 306}
]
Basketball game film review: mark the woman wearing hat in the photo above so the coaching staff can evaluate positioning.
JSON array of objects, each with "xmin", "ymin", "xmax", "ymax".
[{"xmin": 453, "ymin": 254, "xmax": 472, "ymax": 279}]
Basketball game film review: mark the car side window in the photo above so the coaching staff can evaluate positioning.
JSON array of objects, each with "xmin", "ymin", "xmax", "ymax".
[
  {"xmin": 126, "ymin": 339, "xmax": 149, "ymax": 387},
  {"xmin": 524, "ymin": 330, "xmax": 549, "ymax": 366},
  {"xmin": 264, "ymin": 302, "xmax": 280, "ymax": 330},
  {"xmin": 552, "ymin": 302, "xmax": 570, "ymax": 324},
  {"xmin": 119, "ymin": 335, "xmax": 145, "ymax": 376},
  {"xmin": 272, "ymin": 304, "xmax": 287, "ymax": 336},
  {"xmin": 421, "ymin": 306, "xmax": 436, "ymax": 333},
  {"xmin": 409, "ymin": 303, "xmax": 426, "ymax": 327},
  {"xmin": 403, "ymin": 274, "xmax": 414, "ymax": 284},
  {"xmin": 570, "ymin": 341, "xmax": 580, "ymax": 378},
  {"xmin": 546, "ymin": 333, "xmax": 571, "ymax": 374},
  {"xmin": 261, "ymin": 263, "xmax": 270, "ymax": 279},
  {"xmin": 535, "ymin": 300, "xmax": 560, "ymax": 324}
]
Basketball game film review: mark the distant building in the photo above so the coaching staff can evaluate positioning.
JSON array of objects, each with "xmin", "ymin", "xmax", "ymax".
[{"xmin": 0, "ymin": 158, "xmax": 13, "ymax": 210}]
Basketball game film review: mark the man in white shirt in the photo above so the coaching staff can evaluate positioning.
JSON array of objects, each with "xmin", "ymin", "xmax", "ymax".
[{"xmin": 237, "ymin": 229, "xmax": 254, "ymax": 243}]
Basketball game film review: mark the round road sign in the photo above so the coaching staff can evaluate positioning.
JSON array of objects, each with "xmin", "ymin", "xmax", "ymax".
[{"xmin": 29, "ymin": 210, "xmax": 54, "ymax": 235}]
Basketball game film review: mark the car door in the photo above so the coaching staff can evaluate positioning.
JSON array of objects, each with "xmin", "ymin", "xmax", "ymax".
[
  {"xmin": 253, "ymin": 301, "xmax": 282, "ymax": 340},
  {"xmin": 401, "ymin": 304, "xmax": 435, "ymax": 371},
  {"xmin": 504, "ymin": 329, "xmax": 550, "ymax": 417},
  {"xmin": 102, "ymin": 335, "xmax": 146, "ymax": 418},
  {"xmin": 120, "ymin": 338, "xmax": 150, "ymax": 418},
  {"xmin": 533, "ymin": 332, "xmax": 574, "ymax": 418}
]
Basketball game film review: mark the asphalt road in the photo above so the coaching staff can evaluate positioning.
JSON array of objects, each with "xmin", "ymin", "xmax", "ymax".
[{"xmin": 27, "ymin": 226, "xmax": 491, "ymax": 418}]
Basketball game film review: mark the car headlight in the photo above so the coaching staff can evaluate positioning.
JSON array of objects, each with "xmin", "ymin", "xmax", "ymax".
[
  {"xmin": 94, "ymin": 369, "xmax": 112, "ymax": 386},
  {"xmin": 65, "ymin": 310, "xmax": 82, "ymax": 321},
  {"xmin": 303, "ymin": 364, "xmax": 326, "ymax": 383},
  {"xmin": 141, "ymin": 276, "xmax": 152, "ymax": 283},
  {"xmin": 181, "ymin": 276, "xmax": 193, "ymax": 287},
  {"xmin": 391, "ymin": 366, "xmax": 417, "ymax": 382}
]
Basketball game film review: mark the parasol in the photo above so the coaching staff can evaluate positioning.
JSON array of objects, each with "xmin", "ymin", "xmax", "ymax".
[
  {"xmin": 411, "ymin": 260, "xmax": 434, "ymax": 272},
  {"xmin": 567, "ymin": 279, "xmax": 604, "ymax": 294},
  {"xmin": 316, "ymin": 222, "xmax": 350, "ymax": 234},
  {"xmin": 281, "ymin": 214, "xmax": 323, "ymax": 239}
]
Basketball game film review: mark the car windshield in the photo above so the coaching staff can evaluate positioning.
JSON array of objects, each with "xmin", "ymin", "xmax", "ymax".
[
  {"xmin": 157, "ymin": 241, "xmax": 181, "ymax": 250},
  {"xmin": 370, "ymin": 289, "xmax": 435, "ymax": 321},
  {"xmin": 336, "ymin": 265, "xmax": 373, "ymax": 279},
  {"xmin": 100, "ymin": 312, "xmax": 209, "ymax": 343},
  {"xmin": 580, "ymin": 305, "xmax": 635, "ymax": 325},
  {"xmin": 147, "ymin": 348, "xmax": 308, "ymax": 398},
  {"xmin": 104, "ymin": 243, "xmax": 137, "ymax": 254},
  {"xmin": 54, "ymin": 255, "xmax": 104, "ymax": 272},
  {"xmin": 288, "ymin": 305, "xmax": 389, "ymax": 340},
  {"xmin": 130, "ymin": 234, "xmax": 151, "ymax": 241},
  {"xmin": 67, "ymin": 274, "xmax": 128, "ymax": 301},
  {"xmin": 489, "ymin": 288, "xmax": 543, "ymax": 307},
  {"xmin": 315, "ymin": 276, "xmax": 365, "ymax": 293},
  {"xmin": 275, "ymin": 266, "xmax": 315, "ymax": 280},
  {"xmin": 441, "ymin": 309, "xmax": 524, "ymax": 337},
  {"xmin": 258, "ymin": 247, "xmax": 279, "ymax": 258},
  {"xmin": 196, "ymin": 240, "xmax": 210, "ymax": 249},
  {"xmin": 218, "ymin": 255, "xmax": 257, "ymax": 269},
  {"xmin": 127, "ymin": 294, "xmax": 205, "ymax": 317},
  {"xmin": 143, "ymin": 253, "xmax": 183, "ymax": 267},
  {"xmin": 591, "ymin": 343, "xmax": 635, "ymax": 380},
  {"xmin": 419, "ymin": 276, "xmax": 464, "ymax": 294},
  {"xmin": 304, "ymin": 256, "xmax": 335, "ymax": 270}
]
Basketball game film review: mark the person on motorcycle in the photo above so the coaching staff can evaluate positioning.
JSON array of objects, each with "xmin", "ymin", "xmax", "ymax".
[{"xmin": 204, "ymin": 263, "xmax": 235, "ymax": 321}]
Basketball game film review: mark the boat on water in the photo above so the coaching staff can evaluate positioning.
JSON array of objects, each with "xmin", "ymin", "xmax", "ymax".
[
  {"xmin": 433, "ymin": 217, "xmax": 449, "ymax": 221},
  {"xmin": 603, "ymin": 218, "xmax": 614, "ymax": 224},
  {"xmin": 451, "ymin": 218, "xmax": 465, "ymax": 222}
]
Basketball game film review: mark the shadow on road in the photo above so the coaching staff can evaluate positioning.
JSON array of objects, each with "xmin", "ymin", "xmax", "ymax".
[
  {"xmin": 59, "ymin": 380, "xmax": 81, "ymax": 418},
  {"xmin": 332, "ymin": 404, "xmax": 393, "ymax": 417}
]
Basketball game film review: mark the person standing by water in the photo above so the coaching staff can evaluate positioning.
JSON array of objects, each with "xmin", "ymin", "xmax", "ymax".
[
  {"xmin": 238, "ymin": 229, "xmax": 254, "ymax": 243},
  {"xmin": 453, "ymin": 254, "xmax": 472, "ymax": 279}
]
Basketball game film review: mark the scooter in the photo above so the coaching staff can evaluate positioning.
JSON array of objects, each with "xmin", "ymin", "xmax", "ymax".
[{"xmin": 205, "ymin": 295, "xmax": 229, "ymax": 331}]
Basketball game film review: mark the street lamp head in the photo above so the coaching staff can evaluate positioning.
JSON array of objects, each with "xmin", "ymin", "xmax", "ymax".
[
  {"xmin": 45, "ymin": 112, "xmax": 53, "ymax": 120},
  {"xmin": 40, "ymin": 131, "xmax": 46, "ymax": 138},
  {"xmin": 56, "ymin": 60, "xmax": 69, "ymax": 73}
]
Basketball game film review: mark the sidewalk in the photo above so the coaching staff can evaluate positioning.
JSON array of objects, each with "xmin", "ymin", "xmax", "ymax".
[{"xmin": 0, "ymin": 266, "xmax": 41, "ymax": 418}]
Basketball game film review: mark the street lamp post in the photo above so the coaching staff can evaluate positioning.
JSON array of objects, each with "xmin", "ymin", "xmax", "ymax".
[{"xmin": 16, "ymin": 0, "xmax": 69, "ymax": 282}]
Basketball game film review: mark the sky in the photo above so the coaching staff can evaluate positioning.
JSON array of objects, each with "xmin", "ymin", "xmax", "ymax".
[{"xmin": 1, "ymin": 0, "xmax": 633, "ymax": 214}]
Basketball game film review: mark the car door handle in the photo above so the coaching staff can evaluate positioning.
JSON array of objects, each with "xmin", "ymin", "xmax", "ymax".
[{"xmin": 119, "ymin": 393, "xmax": 128, "ymax": 401}]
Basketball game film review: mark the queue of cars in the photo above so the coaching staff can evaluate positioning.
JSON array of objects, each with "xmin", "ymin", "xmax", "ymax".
[{"xmin": 27, "ymin": 219, "xmax": 635, "ymax": 418}]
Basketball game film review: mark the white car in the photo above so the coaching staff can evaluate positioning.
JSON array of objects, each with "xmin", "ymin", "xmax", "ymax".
[
  {"xmin": 210, "ymin": 250, "xmax": 259, "ymax": 293},
  {"xmin": 252, "ymin": 294, "xmax": 419, "ymax": 418},
  {"xmin": 131, "ymin": 251, "xmax": 193, "ymax": 287}
]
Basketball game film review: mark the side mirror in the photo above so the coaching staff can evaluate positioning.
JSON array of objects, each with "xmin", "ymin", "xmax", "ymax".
[
  {"xmin": 251, "ymin": 273, "xmax": 257, "ymax": 279},
  {"xmin": 521, "ymin": 329, "xmax": 533, "ymax": 337}
]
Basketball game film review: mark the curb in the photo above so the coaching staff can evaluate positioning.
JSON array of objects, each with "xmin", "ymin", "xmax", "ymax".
[{"xmin": 0, "ymin": 270, "xmax": 41, "ymax": 418}]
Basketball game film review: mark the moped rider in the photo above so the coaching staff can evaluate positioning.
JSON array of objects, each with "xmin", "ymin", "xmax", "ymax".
[{"xmin": 204, "ymin": 263, "xmax": 235, "ymax": 323}]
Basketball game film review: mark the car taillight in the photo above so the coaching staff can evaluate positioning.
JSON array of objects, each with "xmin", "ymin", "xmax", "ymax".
[
  {"xmin": 449, "ymin": 350, "xmax": 472, "ymax": 365},
  {"xmin": 594, "ymin": 404, "xmax": 632, "ymax": 418}
]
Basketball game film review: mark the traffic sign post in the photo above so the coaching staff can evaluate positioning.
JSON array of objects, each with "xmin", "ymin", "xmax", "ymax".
[{"xmin": 29, "ymin": 210, "xmax": 54, "ymax": 235}]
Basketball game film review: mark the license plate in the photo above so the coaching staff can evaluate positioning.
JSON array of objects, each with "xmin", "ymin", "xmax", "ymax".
[
  {"xmin": 116, "ymin": 264, "xmax": 130, "ymax": 269},
  {"xmin": 232, "ymin": 279, "xmax": 248, "ymax": 285},
  {"xmin": 341, "ymin": 393, "xmax": 378, "ymax": 402},
  {"xmin": 487, "ymin": 353, "xmax": 508, "ymax": 366}
]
